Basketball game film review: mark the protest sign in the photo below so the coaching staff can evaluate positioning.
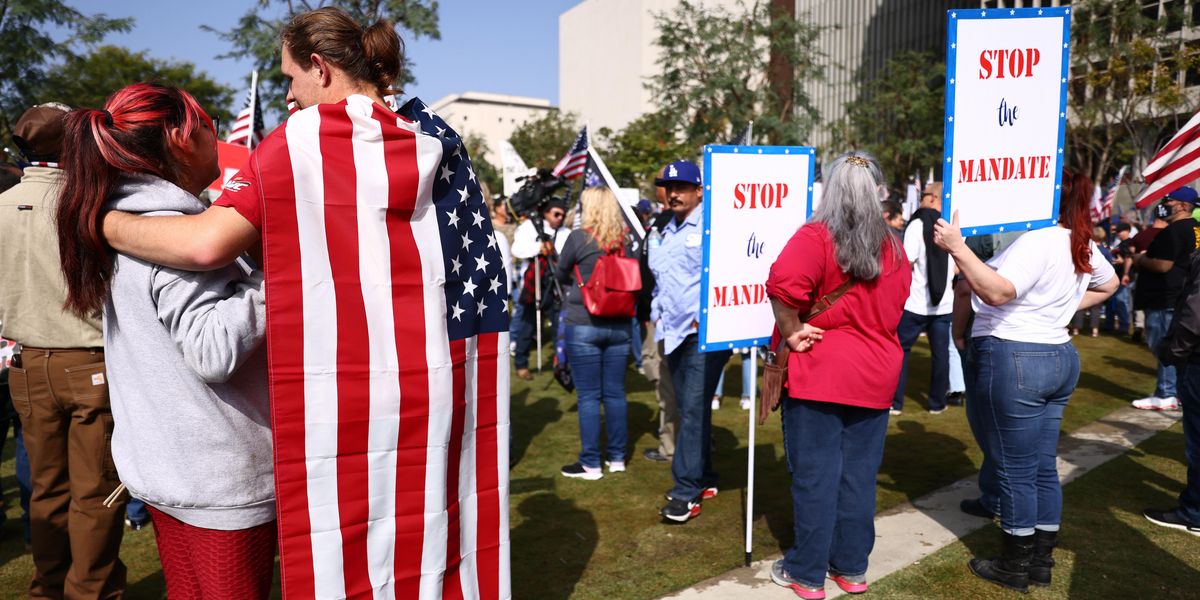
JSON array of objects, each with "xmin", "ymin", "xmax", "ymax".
[
  {"xmin": 942, "ymin": 7, "xmax": 1071, "ymax": 235},
  {"xmin": 205, "ymin": 141, "xmax": 251, "ymax": 195},
  {"xmin": 699, "ymin": 145, "xmax": 814, "ymax": 352}
]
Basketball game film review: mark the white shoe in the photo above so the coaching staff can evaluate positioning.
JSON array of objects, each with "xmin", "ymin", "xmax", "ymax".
[
  {"xmin": 711, "ymin": 397, "xmax": 721, "ymax": 410},
  {"xmin": 740, "ymin": 397, "xmax": 752, "ymax": 410},
  {"xmin": 605, "ymin": 460, "xmax": 626, "ymax": 473},
  {"xmin": 1132, "ymin": 396, "xmax": 1180, "ymax": 411}
]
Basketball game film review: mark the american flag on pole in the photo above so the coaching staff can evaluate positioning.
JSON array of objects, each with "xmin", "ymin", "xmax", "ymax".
[
  {"xmin": 246, "ymin": 94, "xmax": 511, "ymax": 599},
  {"xmin": 551, "ymin": 126, "xmax": 588, "ymax": 179},
  {"xmin": 1136, "ymin": 110, "xmax": 1200, "ymax": 208},
  {"xmin": 227, "ymin": 71, "xmax": 264, "ymax": 148}
]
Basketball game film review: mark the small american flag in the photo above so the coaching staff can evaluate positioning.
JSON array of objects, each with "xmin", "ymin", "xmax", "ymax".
[
  {"xmin": 1136, "ymin": 110, "xmax": 1200, "ymax": 208},
  {"xmin": 243, "ymin": 94, "xmax": 510, "ymax": 599},
  {"xmin": 226, "ymin": 71, "xmax": 264, "ymax": 149},
  {"xmin": 551, "ymin": 126, "xmax": 588, "ymax": 179}
]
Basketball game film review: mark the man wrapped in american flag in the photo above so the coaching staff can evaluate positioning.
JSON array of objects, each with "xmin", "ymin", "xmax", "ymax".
[{"xmin": 102, "ymin": 7, "xmax": 511, "ymax": 600}]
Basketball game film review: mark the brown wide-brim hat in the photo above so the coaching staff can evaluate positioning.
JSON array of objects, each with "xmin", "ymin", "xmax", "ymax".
[{"xmin": 13, "ymin": 104, "xmax": 70, "ymax": 161}]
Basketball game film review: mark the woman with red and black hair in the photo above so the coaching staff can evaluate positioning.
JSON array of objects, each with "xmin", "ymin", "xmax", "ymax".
[
  {"xmin": 56, "ymin": 82, "xmax": 275, "ymax": 599},
  {"xmin": 933, "ymin": 171, "xmax": 1117, "ymax": 593}
]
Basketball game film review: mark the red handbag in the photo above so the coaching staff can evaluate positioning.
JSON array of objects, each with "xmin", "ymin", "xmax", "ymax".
[{"xmin": 574, "ymin": 244, "xmax": 641, "ymax": 318}]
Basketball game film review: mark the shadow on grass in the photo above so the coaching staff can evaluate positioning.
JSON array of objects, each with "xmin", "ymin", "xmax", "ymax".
[
  {"xmin": 1076, "ymin": 370, "xmax": 1145, "ymax": 401},
  {"xmin": 511, "ymin": 493, "xmax": 597, "ymax": 600},
  {"xmin": 1102, "ymin": 354, "xmax": 1157, "ymax": 378},
  {"xmin": 878, "ymin": 421, "xmax": 974, "ymax": 502},
  {"xmin": 510, "ymin": 389, "xmax": 560, "ymax": 468},
  {"xmin": 125, "ymin": 569, "xmax": 165, "ymax": 599}
]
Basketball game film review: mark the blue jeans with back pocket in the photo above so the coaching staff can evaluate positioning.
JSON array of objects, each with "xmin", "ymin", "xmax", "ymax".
[{"xmin": 971, "ymin": 336, "xmax": 1080, "ymax": 536}]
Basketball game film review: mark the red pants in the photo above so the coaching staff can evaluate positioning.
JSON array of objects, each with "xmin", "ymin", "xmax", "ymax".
[{"xmin": 147, "ymin": 506, "xmax": 277, "ymax": 599}]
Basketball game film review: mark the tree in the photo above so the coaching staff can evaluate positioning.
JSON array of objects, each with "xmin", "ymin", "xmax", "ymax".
[
  {"xmin": 836, "ymin": 51, "xmax": 945, "ymax": 188},
  {"xmin": 0, "ymin": 1, "xmax": 131, "ymax": 150},
  {"xmin": 1068, "ymin": 0, "xmax": 1200, "ymax": 183},
  {"xmin": 648, "ymin": 0, "xmax": 825, "ymax": 147},
  {"xmin": 597, "ymin": 111, "xmax": 694, "ymax": 195},
  {"xmin": 34, "ymin": 46, "xmax": 235, "ymax": 125},
  {"xmin": 508, "ymin": 110, "xmax": 579, "ymax": 171},
  {"xmin": 462, "ymin": 133, "xmax": 502, "ymax": 198},
  {"xmin": 205, "ymin": 1, "xmax": 439, "ymax": 119}
]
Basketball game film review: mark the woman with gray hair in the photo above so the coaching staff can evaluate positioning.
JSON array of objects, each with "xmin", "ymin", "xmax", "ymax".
[{"xmin": 763, "ymin": 152, "xmax": 911, "ymax": 599}]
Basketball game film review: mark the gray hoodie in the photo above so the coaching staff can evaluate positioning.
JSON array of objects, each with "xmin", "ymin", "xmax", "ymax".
[{"xmin": 104, "ymin": 174, "xmax": 273, "ymax": 530}]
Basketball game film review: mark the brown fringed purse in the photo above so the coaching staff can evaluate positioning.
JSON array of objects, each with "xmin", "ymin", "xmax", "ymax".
[{"xmin": 759, "ymin": 279, "xmax": 855, "ymax": 424}]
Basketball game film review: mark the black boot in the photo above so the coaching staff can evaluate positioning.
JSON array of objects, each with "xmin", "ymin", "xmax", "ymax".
[
  {"xmin": 1028, "ymin": 529, "xmax": 1057, "ymax": 587},
  {"xmin": 969, "ymin": 532, "xmax": 1034, "ymax": 593}
]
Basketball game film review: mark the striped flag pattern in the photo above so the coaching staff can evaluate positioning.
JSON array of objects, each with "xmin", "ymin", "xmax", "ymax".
[
  {"xmin": 255, "ymin": 94, "xmax": 510, "ymax": 599},
  {"xmin": 1136, "ymin": 110, "xmax": 1200, "ymax": 208},
  {"xmin": 551, "ymin": 126, "xmax": 588, "ymax": 179},
  {"xmin": 227, "ymin": 72, "xmax": 264, "ymax": 148}
]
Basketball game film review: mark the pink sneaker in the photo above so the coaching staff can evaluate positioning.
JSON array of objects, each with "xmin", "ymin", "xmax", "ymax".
[
  {"xmin": 829, "ymin": 571, "xmax": 868, "ymax": 594},
  {"xmin": 771, "ymin": 560, "xmax": 825, "ymax": 599}
]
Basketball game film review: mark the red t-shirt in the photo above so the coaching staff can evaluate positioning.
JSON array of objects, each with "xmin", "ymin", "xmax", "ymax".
[
  {"xmin": 212, "ymin": 128, "xmax": 292, "ymax": 231},
  {"xmin": 765, "ymin": 222, "xmax": 912, "ymax": 410}
]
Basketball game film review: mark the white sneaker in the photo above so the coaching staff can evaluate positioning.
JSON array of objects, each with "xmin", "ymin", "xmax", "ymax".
[
  {"xmin": 711, "ymin": 397, "xmax": 721, "ymax": 410},
  {"xmin": 1132, "ymin": 396, "xmax": 1180, "ymax": 411},
  {"xmin": 739, "ymin": 397, "xmax": 752, "ymax": 410},
  {"xmin": 605, "ymin": 460, "xmax": 626, "ymax": 473}
]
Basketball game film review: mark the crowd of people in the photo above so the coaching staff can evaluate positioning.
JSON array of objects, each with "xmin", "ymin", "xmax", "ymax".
[{"xmin": 0, "ymin": 6, "xmax": 1199, "ymax": 600}]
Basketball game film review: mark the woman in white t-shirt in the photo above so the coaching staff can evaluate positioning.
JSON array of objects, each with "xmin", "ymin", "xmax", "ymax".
[{"xmin": 933, "ymin": 171, "xmax": 1117, "ymax": 593}]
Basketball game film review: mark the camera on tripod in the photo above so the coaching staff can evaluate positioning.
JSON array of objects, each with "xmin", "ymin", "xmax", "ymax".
[{"xmin": 508, "ymin": 168, "xmax": 569, "ymax": 240}]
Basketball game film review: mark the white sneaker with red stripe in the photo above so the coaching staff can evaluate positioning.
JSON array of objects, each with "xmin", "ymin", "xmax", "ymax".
[{"xmin": 1132, "ymin": 396, "xmax": 1180, "ymax": 411}]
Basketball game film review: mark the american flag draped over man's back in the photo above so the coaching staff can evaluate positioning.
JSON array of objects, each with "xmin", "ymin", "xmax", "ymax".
[{"xmin": 251, "ymin": 94, "xmax": 511, "ymax": 599}]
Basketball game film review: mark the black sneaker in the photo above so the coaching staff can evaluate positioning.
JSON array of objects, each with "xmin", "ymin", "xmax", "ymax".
[
  {"xmin": 660, "ymin": 497, "xmax": 701, "ymax": 523},
  {"xmin": 1144, "ymin": 508, "xmax": 1200, "ymax": 535},
  {"xmin": 642, "ymin": 448, "xmax": 669, "ymax": 463},
  {"xmin": 560, "ymin": 462, "xmax": 603, "ymax": 480},
  {"xmin": 945, "ymin": 392, "xmax": 965, "ymax": 406},
  {"xmin": 125, "ymin": 517, "xmax": 149, "ymax": 531}
]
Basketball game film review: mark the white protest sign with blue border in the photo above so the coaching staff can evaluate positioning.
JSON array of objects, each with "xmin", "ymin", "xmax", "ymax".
[
  {"xmin": 942, "ymin": 6, "xmax": 1071, "ymax": 236},
  {"xmin": 699, "ymin": 145, "xmax": 814, "ymax": 352}
]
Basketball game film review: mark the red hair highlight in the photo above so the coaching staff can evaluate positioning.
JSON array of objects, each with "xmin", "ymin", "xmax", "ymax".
[
  {"xmin": 1059, "ymin": 169, "xmax": 1095, "ymax": 275},
  {"xmin": 57, "ymin": 82, "xmax": 212, "ymax": 318}
]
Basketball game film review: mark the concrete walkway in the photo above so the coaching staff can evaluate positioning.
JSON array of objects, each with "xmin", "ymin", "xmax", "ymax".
[{"xmin": 660, "ymin": 406, "xmax": 1182, "ymax": 599}]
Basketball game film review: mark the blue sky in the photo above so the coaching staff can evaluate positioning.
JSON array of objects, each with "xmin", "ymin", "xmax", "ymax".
[{"xmin": 66, "ymin": 0, "xmax": 582, "ymax": 108}]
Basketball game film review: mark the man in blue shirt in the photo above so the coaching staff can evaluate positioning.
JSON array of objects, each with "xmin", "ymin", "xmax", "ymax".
[{"xmin": 649, "ymin": 160, "xmax": 732, "ymax": 522}]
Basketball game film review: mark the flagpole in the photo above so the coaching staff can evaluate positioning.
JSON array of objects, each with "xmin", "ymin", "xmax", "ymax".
[
  {"xmin": 247, "ymin": 70, "xmax": 258, "ymax": 150},
  {"xmin": 744, "ymin": 346, "xmax": 757, "ymax": 567}
]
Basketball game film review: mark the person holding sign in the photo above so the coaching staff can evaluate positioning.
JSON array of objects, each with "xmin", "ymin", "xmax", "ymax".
[
  {"xmin": 764, "ymin": 153, "xmax": 911, "ymax": 599},
  {"xmin": 891, "ymin": 182, "xmax": 955, "ymax": 416},
  {"xmin": 933, "ymin": 171, "xmax": 1116, "ymax": 592},
  {"xmin": 650, "ymin": 161, "xmax": 731, "ymax": 523}
]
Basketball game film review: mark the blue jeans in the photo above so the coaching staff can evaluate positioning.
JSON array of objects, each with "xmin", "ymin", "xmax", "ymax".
[
  {"xmin": 1146, "ymin": 309, "xmax": 1177, "ymax": 398},
  {"xmin": 514, "ymin": 302, "xmax": 558, "ymax": 370},
  {"xmin": 893, "ymin": 311, "xmax": 952, "ymax": 411},
  {"xmin": 780, "ymin": 397, "xmax": 889, "ymax": 588},
  {"xmin": 565, "ymin": 323, "xmax": 631, "ymax": 468},
  {"xmin": 1105, "ymin": 285, "xmax": 1130, "ymax": 333},
  {"xmin": 971, "ymin": 337, "xmax": 1080, "ymax": 536},
  {"xmin": 963, "ymin": 341, "xmax": 1000, "ymax": 513},
  {"xmin": 1176, "ymin": 362, "xmax": 1200, "ymax": 523},
  {"xmin": 665, "ymin": 335, "xmax": 730, "ymax": 501}
]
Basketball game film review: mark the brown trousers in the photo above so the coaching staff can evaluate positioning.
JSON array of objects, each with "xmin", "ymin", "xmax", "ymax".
[
  {"xmin": 8, "ymin": 347, "xmax": 125, "ymax": 599},
  {"xmin": 653, "ymin": 338, "xmax": 678, "ymax": 459}
]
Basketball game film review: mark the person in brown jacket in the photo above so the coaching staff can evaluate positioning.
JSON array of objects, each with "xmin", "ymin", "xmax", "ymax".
[{"xmin": 0, "ymin": 104, "xmax": 125, "ymax": 599}]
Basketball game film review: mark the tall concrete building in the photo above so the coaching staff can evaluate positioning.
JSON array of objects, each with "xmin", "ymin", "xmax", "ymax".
[
  {"xmin": 558, "ymin": 0, "xmax": 742, "ymax": 133},
  {"xmin": 429, "ymin": 92, "xmax": 554, "ymax": 165},
  {"xmin": 798, "ymin": 1, "xmax": 967, "ymax": 147}
]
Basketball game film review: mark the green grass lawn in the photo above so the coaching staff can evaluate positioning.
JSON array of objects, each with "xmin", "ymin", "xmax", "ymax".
[{"xmin": 0, "ymin": 332, "xmax": 1184, "ymax": 599}]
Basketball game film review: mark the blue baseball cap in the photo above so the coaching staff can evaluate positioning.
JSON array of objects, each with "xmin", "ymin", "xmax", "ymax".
[
  {"xmin": 1165, "ymin": 186, "xmax": 1200, "ymax": 204},
  {"xmin": 654, "ymin": 160, "xmax": 702, "ymax": 187}
]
